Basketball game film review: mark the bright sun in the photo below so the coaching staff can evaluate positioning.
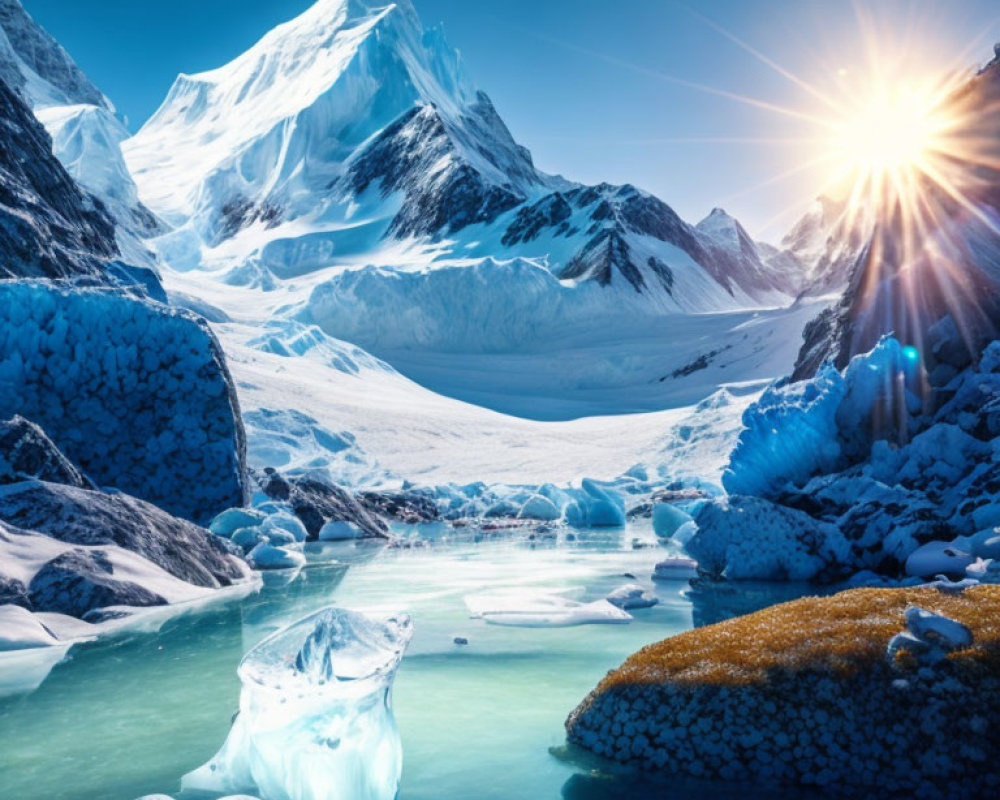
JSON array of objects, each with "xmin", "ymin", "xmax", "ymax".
[
  {"xmin": 823, "ymin": 71, "xmax": 966, "ymax": 221},
  {"xmin": 831, "ymin": 86, "xmax": 944, "ymax": 178}
]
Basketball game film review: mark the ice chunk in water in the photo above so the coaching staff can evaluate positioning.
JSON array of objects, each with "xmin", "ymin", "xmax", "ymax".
[
  {"xmin": 184, "ymin": 607, "xmax": 413, "ymax": 800},
  {"xmin": 465, "ymin": 589, "xmax": 632, "ymax": 627}
]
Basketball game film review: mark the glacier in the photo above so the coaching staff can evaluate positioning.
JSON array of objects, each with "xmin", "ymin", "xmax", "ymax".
[
  {"xmin": 116, "ymin": 0, "xmax": 842, "ymax": 436},
  {"xmin": 184, "ymin": 606, "xmax": 413, "ymax": 800},
  {"xmin": 690, "ymin": 330, "xmax": 1000, "ymax": 581}
]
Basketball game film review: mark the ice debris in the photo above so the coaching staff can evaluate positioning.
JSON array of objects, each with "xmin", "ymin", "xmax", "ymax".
[
  {"xmin": 606, "ymin": 584, "xmax": 659, "ymax": 610},
  {"xmin": 887, "ymin": 606, "xmax": 973, "ymax": 666},
  {"xmin": 465, "ymin": 589, "xmax": 631, "ymax": 627}
]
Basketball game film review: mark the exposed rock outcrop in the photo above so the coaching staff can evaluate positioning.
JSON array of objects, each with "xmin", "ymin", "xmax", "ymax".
[
  {"xmin": 260, "ymin": 473, "xmax": 388, "ymax": 540},
  {"xmin": 0, "ymin": 415, "xmax": 93, "ymax": 489},
  {"xmin": 0, "ymin": 76, "xmax": 117, "ymax": 281},
  {"xmin": 27, "ymin": 548, "xmax": 166, "ymax": 618},
  {"xmin": 0, "ymin": 481, "xmax": 248, "ymax": 589}
]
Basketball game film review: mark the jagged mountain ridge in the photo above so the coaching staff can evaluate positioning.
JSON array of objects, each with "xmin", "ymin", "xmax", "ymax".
[
  {"xmin": 0, "ymin": 0, "xmax": 106, "ymax": 109},
  {"xmin": 0, "ymin": 0, "xmax": 163, "ymax": 268},
  {"xmin": 124, "ymin": 0, "xmax": 823, "ymax": 308},
  {"xmin": 125, "ymin": 0, "xmax": 545, "ymax": 232},
  {"xmin": 0, "ymin": 74, "xmax": 117, "ymax": 280}
]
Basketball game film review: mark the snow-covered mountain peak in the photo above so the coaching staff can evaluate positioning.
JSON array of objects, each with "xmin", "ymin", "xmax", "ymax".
[
  {"xmin": 695, "ymin": 207, "xmax": 747, "ymax": 248},
  {"xmin": 0, "ymin": 0, "xmax": 163, "ymax": 269},
  {"xmin": 124, "ymin": 0, "xmax": 515, "ymax": 232}
]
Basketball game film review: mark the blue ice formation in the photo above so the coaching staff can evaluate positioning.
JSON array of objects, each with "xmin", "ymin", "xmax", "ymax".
[
  {"xmin": 376, "ymin": 477, "xmax": 635, "ymax": 529},
  {"xmin": 0, "ymin": 282, "xmax": 247, "ymax": 522},
  {"xmin": 688, "ymin": 495, "xmax": 850, "ymax": 581},
  {"xmin": 694, "ymin": 335, "xmax": 1000, "ymax": 581},
  {"xmin": 564, "ymin": 479, "xmax": 626, "ymax": 528},
  {"xmin": 723, "ymin": 337, "xmax": 920, "ymax": 498},
  {"xmin": 184, "ymin": 607, "xmax": 413, "ymax": 800},
  {"xmin": 651, "ymin": 502, "xmax": 692, "ymax": 539}
]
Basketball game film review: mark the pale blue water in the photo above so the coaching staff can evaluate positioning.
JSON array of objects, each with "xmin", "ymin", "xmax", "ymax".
[{"xmin": 0, "ymin": 525, "xmax": 814, "ymax": 800}]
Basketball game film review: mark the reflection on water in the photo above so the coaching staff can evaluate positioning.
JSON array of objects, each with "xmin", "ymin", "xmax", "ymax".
[
  {"xmin": 0, "ymin": 525, "xmax": 817, "ymax": 800},
  {"xmin": 686, "ymin": 578, "xmax": 835, "ymax": 628}
]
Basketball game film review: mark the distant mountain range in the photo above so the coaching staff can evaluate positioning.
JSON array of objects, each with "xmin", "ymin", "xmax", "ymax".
[{"xmin": 118, "ymin": 0, "xmax": 858, "ymax": 316}]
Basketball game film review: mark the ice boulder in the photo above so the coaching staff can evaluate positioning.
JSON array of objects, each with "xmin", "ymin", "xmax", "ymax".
[
  {"xmin": 606, "ymin": 584, "xmax": 659, "ymax": 610},
  {"xmin": 261, "ymin": 512, "xmax": 308, "ymax": 543},
  {"xmin": 564, "ymin": 480, "xmax": 626, "ymax": 529},
  {"xmin": 888, "ymin": 606, "xmax": 974, "ymax": 666},
  {"xmin": 688, "ymin": 495, "xmax": 851, "ymax": 581},
  {"xmin": 518, "ymin": 493, "xmax": 561, "ymax": 522},
  {"xmin": 0, "ymin": 282, "xmax": 248, "ymax": 522},
  {"xmin": 318, "ymin": 520, "xmax": 364, "ymax": 541},
  {"xmin": 651, "ymin": 503, "xmax": 693, "ymax": 539},
  {"xmin": 211, "ymin": 508, "xmax": 268, "ymax": 538},
  {"xmin": 247, "ymin": 543, "xmax": 306, "ymax": 571},
  {"xmin": 184, "ymin": 607, "xmax": 413, "ymax": 800},
  {"xmin": 904, "ymin": 606, "xmax": 974, "ymax": 649},
  {"xmin": 905, "ymin": 541, "xmax": 975, "ymax": 579}
]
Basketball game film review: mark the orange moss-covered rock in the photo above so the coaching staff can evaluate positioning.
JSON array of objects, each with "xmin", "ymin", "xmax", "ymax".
[
  {"xmin": 567, "ymin": 586, "xmax": 1000, "ymax": 798},
  {"xmin": 601, "ymin": 585, "xmax": 1000, "ymax": 689}
]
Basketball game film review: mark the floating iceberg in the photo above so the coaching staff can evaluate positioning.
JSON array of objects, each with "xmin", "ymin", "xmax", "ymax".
[
  {"xmin": 184, "ymin": 607, "xmax": 413, "ymax": 800},
  {"xmin": 651, "ymin": 557, "xmax": 699, "ymax": 582},
  {"xmin": 465, "ymin": 589, "xmax": 631, "ymax": 627},
  {"xmin": 606, "ymin": 584, "xmax": 659, "ymax": 610}
]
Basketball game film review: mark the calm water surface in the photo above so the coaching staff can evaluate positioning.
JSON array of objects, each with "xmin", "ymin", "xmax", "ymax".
[{"xmin": 0, "ymin": 523, "xmax": 817, "ymax": 800}]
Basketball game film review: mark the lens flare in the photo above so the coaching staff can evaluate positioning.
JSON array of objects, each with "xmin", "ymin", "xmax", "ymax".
[
  {"xmin": 681, "ymin": 2, "xmax": 1000, "ymax": 372},
  {"xmin": 829, "ymin": 83, "xmax": 952, "ymax": 189}
]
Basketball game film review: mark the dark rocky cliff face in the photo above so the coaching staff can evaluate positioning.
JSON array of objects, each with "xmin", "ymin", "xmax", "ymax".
[
  {"xmin": 0, "ymin": 76, "xmax": 118, "ymax": 280},
  {"xmin": 0, "ymin": 0, "xmax": 107, "ymax": 108},
  {"xmin": 347, "ymin": 103, "xmax": 525, "ymax": 238}
]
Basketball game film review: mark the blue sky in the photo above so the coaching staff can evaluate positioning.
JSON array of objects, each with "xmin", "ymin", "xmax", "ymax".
[{"xmin": 24, "ymin": 0, "xmax": 1000, "ymax": 238}]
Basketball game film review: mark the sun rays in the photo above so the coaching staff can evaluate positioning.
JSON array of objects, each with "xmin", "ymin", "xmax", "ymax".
[{"xmin": 667, "ymin": 2, "xmax": 1000, "ymax": 365}]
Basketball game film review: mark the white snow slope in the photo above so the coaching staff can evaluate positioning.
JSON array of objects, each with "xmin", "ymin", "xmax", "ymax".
[{"xmin": 116, "ymin": 0, "xmax": 831, "ymax": 489}]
